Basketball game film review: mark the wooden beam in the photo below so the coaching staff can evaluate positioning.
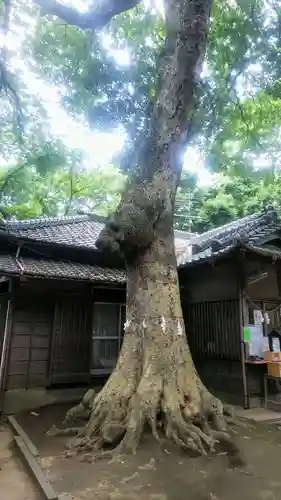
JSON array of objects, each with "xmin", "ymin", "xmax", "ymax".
[
  {"xmin": 236, "ymin": 248, "xmax": 247, "ymax": 289},
  {"xmin": 238, "ymin": 289, "xmax": 249, "ymax": 410},
  {"xmin": 14, "ymin": 435, "xmax": 58, "ymax": 500},
  {"xmin": 8, "ymin": 415, "xmax": 39, "ymax": 457},
  {"xmin": 0, "ymin": 280, "xmax": 13, "ymax": 412}
]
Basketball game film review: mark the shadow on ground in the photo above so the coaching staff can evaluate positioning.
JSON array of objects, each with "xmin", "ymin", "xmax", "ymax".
[{"xmin": 15, "ymin": 403, "xmax": 281, "ymax": 500}]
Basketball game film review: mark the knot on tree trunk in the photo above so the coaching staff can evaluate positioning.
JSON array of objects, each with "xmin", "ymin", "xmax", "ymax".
[{"xmin": 96, "ymin": 177, "xmax": 167, "ymax": 256}]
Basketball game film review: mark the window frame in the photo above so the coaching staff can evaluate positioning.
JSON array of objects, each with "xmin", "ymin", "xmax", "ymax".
[{"xmin": 91, "ymin": 301, "xmax": 126, "ymax": 375}]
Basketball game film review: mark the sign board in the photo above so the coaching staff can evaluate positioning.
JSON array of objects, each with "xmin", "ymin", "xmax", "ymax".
[{"xmin": 244, "ymin": 324, "xmax": 264, "ymax": 357}]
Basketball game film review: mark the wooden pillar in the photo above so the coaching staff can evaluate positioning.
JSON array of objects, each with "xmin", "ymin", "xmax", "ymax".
[
  {"xmin": 236, "ymin": 249, "xmax": 249, "ymax": 409},
  {"xmin": 0, "ymin": 279, "xmax": 14, "ymax": 412}
]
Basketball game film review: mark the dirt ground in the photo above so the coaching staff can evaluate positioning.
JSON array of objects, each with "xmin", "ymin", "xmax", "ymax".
[
  {"xmin": 15, "ymin": 403, "xmax": 281, "ymax": 500},
  {"xmin": 0, "ymin": 426, "xmax": 40, "ymax": 500}
]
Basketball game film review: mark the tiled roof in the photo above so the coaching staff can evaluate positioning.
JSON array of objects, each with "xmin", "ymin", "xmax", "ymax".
[
  {"xmin": 0, "ymin": 254, "xmax": 126, "ymax": 283},
  {"xmin": 0, "ymin": 215, "xmax": 194, "ymax": 283},
  {"xmin": 178, "ymin": 209, "xmax": 281, "ymax": 266},
  {"xmin": 0, "ymin": 254, "xmax": 18, "ymax": 274},
  {"xmin": 1, "ymin": 211, "xmax": 279, "ymax": 281},
  {"xmin": 5, "ymin": 215, "xmax": 104, "ymax": 251},
  {"xmin": 174, "ymin": 230, "xmax": 196, "ymax": 258},
  {"xmin": 4, "ymin": 215, "xmax": 193, "ymax": 257}
]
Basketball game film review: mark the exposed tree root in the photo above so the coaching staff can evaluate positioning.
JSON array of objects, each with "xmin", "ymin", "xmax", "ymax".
[
  {"xmin": 50, "ymin": 351, "xmax": 242, "ymax": 465},
  {"xmin": 64, "ymin": 389, "xmax": 96, "ymax": 424},
  {"xmin": 46, "ymin": 425, "xmax": 83, "ymax": 437},
  {"xmin": 47, "ymin": 230, "xmax": 243, "ymax": 465}
]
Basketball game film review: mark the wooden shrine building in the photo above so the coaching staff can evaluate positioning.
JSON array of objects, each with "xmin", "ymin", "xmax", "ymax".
[{"xmin": 0, "ymin": 209, "xmax": 281, "ymax": 410}]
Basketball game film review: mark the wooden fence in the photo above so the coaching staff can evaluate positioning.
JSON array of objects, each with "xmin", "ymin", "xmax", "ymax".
[{"xmin": 185, "ymin": 299, "xmax": 241, "ymax": 361}]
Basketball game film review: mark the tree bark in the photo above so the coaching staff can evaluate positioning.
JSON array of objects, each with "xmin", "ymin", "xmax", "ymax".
[
  {"xmin": 64, "ymin": 216, "xmax": 237, "ymax": 458},
  {"xmin": 47, "ymin": 0, "xmax": 240, "ymax": 458}
]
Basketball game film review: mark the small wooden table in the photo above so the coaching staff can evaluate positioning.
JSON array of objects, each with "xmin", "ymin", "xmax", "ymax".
[
  {"xmin": 245, "ymin": 360, "xmax": 267, "ymax": 409},
  {"xmin": 264, "ymin": 374, "xmax": 281, "ymax": 409},
  {"xmin": 246, "ymin": 360, "xmax": 267, "ymax": 365}
]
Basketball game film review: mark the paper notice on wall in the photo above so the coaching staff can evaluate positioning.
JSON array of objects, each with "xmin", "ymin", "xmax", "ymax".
[
  {"xmin": 243, "ymin": 327, "xmax": 251, "ymax": 342},
  {"xmin": 264, "ymin": 312, "xmax": 270, "ymax": 325},
  {"xmin": 263, "ymin": 337, "xmax": 269, "ymax": 351},
  {"xmin": 248, "ymin": 324, "xmax": 264, "ymax": 357},
  {"xmin": 272, "ymin": 337, "xmax": 280, "ymax": 352},
  {"xmin": 254, "ymin": 309, "xmax": 264, "ymax": 325}
]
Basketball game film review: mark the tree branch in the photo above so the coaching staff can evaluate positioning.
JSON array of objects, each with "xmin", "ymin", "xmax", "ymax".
[
  {"xmin": 33, "ymin": 0, "xmax": 140, "ymax": 30},
  {"xmin": 1, "ymin": 0, "xmax": 11, "ymax": 61},
  {"xmin": 0, "ymin": 0, "xmax": 12, "ymax": 89},
  {"xmin": 97, "ymin": 0, "xmax": 213, "ymax": 256},
  {"xmin": 0, "ymin": 163, "xmax": 27, "ymax": 198},
  {"xmin": 64, "ymin": 167, "xmax": 74, "ymax": 216},
  {"xmin": 64, "ymin": 171, "xmax": 98, "ymax": 216},
  {"xmin": 0, "ymin": 0, "xmax": 24, "ymax": 133}
]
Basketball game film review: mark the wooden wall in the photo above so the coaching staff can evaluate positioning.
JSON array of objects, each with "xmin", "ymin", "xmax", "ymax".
[
  {"xmin": 93, "ymin": 287, "xmax": 126, "ymax": 304},
  {"xmin": 6, "ymin": 293, "xmax": 53, "ymax": 389},
  {"xmin": 49, "ymin": 294, "xmax": 92, "ymax": 385},
  {"xmin": 4, "ymin": 252, "xmax": 278, "ymax": 396},
  {"xmin": 180, "ymin": 259, "xmax": 239, "ymax": 304},
  {"xmin": 180, "ymin": 252, "xmax": 281, "ymax": 305},
  {"xmin": 180, "ymin": 258, "xmax": 242, "ymax": 402},
  {"xmin": 0, "ymin": 291, "xmax": 9, "ymax": 402},
  {"xmin": 245, "ymin": 258, "xmax": 280, "ymax": 301},
  {"xmin": 0, "ymin": 293, "xmax": 8, "ymax": 367},
  {"xmin": 185, "ymin": 298, "xmax": 241, "ymax": 360},
  {"xmin": 5, "ymin": 279, "xmax": 126, "ymax": 390},
  {"xmin": 195, "ymin": 359, "xmax": 245, "ymax": 405},
  {"xmin": 184, "ymin": 296, "xmax": 244, "ymax": 403},
  {"xmin": 181, "ymin": 253, "xmax": 281, "ymax": 403}
]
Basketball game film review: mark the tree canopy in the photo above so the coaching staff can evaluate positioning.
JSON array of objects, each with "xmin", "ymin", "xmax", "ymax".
[{"xmin": 0, "ymin": 0, "xmax": 281, "ymax": 226}]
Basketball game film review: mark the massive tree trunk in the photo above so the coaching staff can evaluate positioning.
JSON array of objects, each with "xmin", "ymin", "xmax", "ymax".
[
  {"xmin": 45, "ymin": 0, "xmax": 240, "ymax": 458},
  {"xmin": 62, "ymin": 214, "xmax": 236, "ymax": 457},
  {"xmin": 83, "ymin": 224, "xmax": 230, "ymax": 456}
]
